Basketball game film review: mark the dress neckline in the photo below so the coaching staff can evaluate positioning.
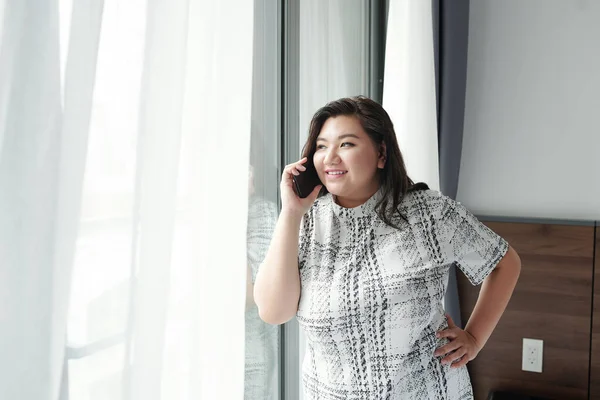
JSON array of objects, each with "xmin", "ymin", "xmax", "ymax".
[{"xmin": 327, "ymin": 189, "xmax": 383, "ymax": 218}]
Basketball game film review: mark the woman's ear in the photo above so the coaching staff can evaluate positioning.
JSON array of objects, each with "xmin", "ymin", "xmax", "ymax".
[{"xmin": 377, "ymin": 143, "xmax": 387, "ymax": 169}]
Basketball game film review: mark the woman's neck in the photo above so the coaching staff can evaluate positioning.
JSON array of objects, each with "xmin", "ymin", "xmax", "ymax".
[{"xmin": 334, "ymin": 186, "xmax": 380, "ymax": 209}]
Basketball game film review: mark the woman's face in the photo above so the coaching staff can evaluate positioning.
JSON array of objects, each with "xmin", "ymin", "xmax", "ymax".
[{"xmin": 313, "ymin": 115, "xmax": 385, "ymax": 205}]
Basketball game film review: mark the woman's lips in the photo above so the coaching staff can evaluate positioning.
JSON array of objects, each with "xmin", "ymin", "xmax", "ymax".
[{"xmin": 325, "ymin": 171, "xmax": 347, "ymax": 179}]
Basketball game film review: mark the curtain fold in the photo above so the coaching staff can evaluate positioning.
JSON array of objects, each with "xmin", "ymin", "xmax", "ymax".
[
  {"xmin": 382, "ymin": 0, "xmax": 440, "ymax": 190},
  {"xmin": 298, "ymin": 0, "xmax": 369, "ymax": 144},
  {"xmin": 0, "ymin": 0, "xmax": 103, "ymax": 398},
  {"xmin": 122, "ymin": 1, "xmax": 189, "ymax": 399},
  {"xmin": 432, "ymin": 0, "xmax": 471, "ymax": 328},
  {"xmin": 184, "ymin": 0, "xmax": 254, "ymax": 398},
  {"xmin": 0, "ymin": 2, "xmax": 62, "ymax": 398},
  {"xmin": 52, "ymin": 0, "xmax": 105, "ymax": 397}
]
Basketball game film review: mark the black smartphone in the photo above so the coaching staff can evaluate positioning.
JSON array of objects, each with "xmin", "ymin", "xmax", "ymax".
[{"xmin": 292, "ymin": 157, "xmax": 322, "ymax": 198}]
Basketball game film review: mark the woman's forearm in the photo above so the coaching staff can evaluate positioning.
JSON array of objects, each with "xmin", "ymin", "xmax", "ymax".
[
  {"xmin": 254, "ymin": 210, "xmax": 304, "ymax": 325},
  {"xmin": 464, "ymin": 246, "xmax": 521, "ymax": 349}
]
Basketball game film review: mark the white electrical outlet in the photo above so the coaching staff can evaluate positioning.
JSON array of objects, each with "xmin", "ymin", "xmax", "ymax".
[{"xmin": 522, "ymin": 338, "xmax": 543, "ymax": 373}]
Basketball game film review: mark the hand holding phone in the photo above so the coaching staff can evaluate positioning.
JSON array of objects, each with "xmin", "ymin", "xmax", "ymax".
[
  {"xmin": 291, "ymin": 156, "xmax": 322, "ymax": 199},
  {"xmin": 280, "ymin": 158, "xmax": 323, "ymax": 217}
]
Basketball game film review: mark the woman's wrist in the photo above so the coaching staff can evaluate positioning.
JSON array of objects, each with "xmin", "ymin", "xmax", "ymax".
[
  {"xmin": 464, "ymin": 328, "xmax": 484, "ymax": 352},
  {"xmin": 280, "ymin": 207, "xmax": 306, "ymax": 221}
]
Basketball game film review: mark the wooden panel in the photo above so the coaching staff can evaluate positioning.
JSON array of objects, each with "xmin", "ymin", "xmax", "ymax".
[
  {"xmin": 590, "ymin": 225, "xmax": 600, "ymax": 399},
  {"xmin": 457, "ymin": 222, "xmax": 595, "ymax": 400}
]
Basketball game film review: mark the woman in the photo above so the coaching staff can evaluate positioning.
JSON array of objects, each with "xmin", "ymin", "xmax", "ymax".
[{"xmin": 254, "ymin": 96, "xmax": 521, "ymax": 399}]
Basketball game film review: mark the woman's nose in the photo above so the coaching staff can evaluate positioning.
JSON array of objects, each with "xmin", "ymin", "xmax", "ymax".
[{"xmin": 324, "ymin": 149, "xmax": 340, "ymax": 165}]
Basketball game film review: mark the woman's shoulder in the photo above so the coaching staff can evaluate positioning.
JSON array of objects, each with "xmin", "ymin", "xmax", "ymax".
[
  {"xmin": 300, "ymin": 193, "xmax": 331, "ymax": 226},
  {"xmin": 399, "ymin": 188, "xmax": 457, "ymax": 222}
]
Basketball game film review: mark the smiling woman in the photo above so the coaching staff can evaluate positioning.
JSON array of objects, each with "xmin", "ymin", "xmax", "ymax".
[
  {"xmin": 254, "ymin": 96, "xmax": 520, "ymax": 400},
  {"xmin": 313, "ymin": 116, "xmax": 385, "ymax": 208},
  {"xmin": 302, "ymin": 96, "xmax": 414, "ymax": 226}
]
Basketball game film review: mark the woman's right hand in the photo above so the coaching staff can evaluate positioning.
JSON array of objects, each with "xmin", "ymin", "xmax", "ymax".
[{"xmin": 280, "ymin": 157, "xmax": 322, "ymax": 217}]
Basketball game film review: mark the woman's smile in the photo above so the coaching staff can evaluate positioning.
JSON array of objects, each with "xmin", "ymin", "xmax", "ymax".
[{"xmin": 325, "ymin": 169, "xmax": 348, "ymax": 179}]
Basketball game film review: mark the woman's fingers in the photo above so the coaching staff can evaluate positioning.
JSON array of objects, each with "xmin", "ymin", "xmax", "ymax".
[
  {"xmin": 282, "ymin": 166, "xmax": 297, "ymax": 177},
  {"xmin": 437, "ymin": 328, "xmax": 458, "ymax": 340},
  {"xmin": 434, "ymin": 339, "xmax": 461, "ymax": 357},
  {"xmin": 294, "ymin": 158, "xmax": 307, "ymax": 172},
  {"xmin": 451, "ymin": 353, "xmax": 470, "ymax": 369},
  {"xmin": 442, "ymin": 348, "xmax": 467, "ymax": 366},
  {"xmin": 283, "ymin": 158, "xmax": 308, "ymax": 176},
  {"xmin": 290, "ymin": 157, "xmax": 307, "ymax": 170}
]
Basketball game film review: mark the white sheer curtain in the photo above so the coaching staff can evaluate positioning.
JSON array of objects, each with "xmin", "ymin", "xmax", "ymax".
[
  {"xmin": 0, "ymin": 0, "xmax": 100, "ymax": 398},
  {"xmin": 383, "ymin": 0, "xmax": 440, "ymax": 191},
  {"xmin": 298, "ymin": 0, "xmax": 369, "ymax": 145},
  {"xmin": 0, "ymin": 0, "xmax": 254, "ymax": 399}
]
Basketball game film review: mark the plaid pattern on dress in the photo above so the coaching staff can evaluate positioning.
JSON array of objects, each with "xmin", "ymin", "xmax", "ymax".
[{"xmin": 297, "ymin": 189, "xmax": 508, "ymax": 400}]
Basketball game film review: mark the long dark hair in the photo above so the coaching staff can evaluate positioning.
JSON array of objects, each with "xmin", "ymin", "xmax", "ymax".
[{"xmin": 302, "ymin": 96, "xmax": 428, "ymax": 229}]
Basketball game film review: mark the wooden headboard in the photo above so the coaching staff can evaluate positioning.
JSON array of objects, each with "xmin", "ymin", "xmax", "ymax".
[{"xmin": 457, "ymin": 219, "xmax": 598, "ymax": 400}]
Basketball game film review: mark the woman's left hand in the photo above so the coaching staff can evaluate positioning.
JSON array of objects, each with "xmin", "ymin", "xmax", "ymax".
[{"xmin": 434, "ymin": 314, "xmax": 482, "ymax": 368}]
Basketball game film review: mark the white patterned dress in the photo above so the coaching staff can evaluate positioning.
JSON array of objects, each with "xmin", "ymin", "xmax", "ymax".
[{"xmin": 297, "ymin": 189, "xmax": 508, "ymax": 400}]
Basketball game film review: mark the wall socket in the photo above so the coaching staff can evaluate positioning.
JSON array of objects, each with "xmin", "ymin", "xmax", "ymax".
[{"xmin": 522, "ymin": 338, "xmax": 543, "ymax": 373}]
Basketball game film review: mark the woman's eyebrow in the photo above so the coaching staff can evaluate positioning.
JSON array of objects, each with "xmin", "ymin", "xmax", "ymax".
[{"xmin": 316, "ymin": 133, "xmax": 360, "ymax": 142}]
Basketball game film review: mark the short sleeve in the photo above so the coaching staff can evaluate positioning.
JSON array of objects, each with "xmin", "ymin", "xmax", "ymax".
[
  {"xmin": 247, "ymin": 198, "xmax": 278, "ymax": 283},
  {"xmin": 437, "ymin": 196, "xmax": 509, "ymax": 286}
]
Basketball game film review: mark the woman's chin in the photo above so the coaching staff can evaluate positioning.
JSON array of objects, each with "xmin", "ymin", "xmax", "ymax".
[{"xmin": 325, "ymin": 186, "xmax": 347, "ymax": 198}]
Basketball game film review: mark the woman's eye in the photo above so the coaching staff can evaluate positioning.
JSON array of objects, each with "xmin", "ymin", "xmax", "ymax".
[
  {"xmin": 341, "ymin": 142, "xmax": 354, "ymax": 148},
  {"xmin": 316, "ymin": 145, "xmax": 326, "ymax": 150}
]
